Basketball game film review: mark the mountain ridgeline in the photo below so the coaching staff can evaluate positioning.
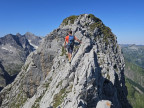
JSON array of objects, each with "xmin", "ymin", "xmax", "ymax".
[
  {"xmin": 121, "ymin": 44, "xmax": 144, "ymax": 68},
  {"xmin": 0, "ymin": 32, "xmax": 42, "ymax": 91},
  {"xmin": 0, "ymin": 14, "xmax": 131, "ymax": 108}
]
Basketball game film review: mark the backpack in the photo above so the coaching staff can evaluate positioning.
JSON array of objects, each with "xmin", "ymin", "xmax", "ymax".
[{"xmin": 68, "ymin": 35, "xmax": 74, "ymax": 46}]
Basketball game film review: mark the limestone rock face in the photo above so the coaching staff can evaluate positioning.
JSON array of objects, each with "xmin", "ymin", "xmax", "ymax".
[{"xmin": 0, "ymin": 14, "xmax": 131, "ymax": 108}]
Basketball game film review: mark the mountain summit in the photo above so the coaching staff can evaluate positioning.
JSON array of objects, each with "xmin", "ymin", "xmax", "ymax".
[{"xmin": 0, "ymin": 14, "xmax": 131, "ymax": 108}]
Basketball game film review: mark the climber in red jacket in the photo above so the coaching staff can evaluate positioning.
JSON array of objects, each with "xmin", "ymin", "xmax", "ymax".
[{"xmin": 64, "ymin": 30, "xmax": 81, "ymax": 64}]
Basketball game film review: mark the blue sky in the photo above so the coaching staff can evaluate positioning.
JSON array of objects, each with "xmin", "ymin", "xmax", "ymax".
[{"xmin": 0, "ymin": 0, "xmax": 144, "ymax": 45}]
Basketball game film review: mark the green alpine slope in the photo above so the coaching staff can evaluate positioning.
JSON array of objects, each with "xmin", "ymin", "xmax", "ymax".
[{"xmin": 126, "ymin": 77, "xmax": 144, "ymax": 108}]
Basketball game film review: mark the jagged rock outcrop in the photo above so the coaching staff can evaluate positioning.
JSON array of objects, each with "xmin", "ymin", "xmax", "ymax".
[
  {"xmin": 0, "ymin": 14, "xmax": 131, "ymax": 108},
  {"xmin": 0, "ymin": 33, "xmax": 42, "ymax": 90}
]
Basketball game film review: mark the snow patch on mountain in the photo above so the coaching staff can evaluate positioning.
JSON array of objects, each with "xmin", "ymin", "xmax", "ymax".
[{"xmin": 28, "ymin": 40, "xmax": 38, "ymax": 49}]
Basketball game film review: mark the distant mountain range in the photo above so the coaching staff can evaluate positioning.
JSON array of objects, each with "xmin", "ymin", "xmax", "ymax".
[
  {"xmin": 0, "ymin": 32, "xmax": 42, "ymax": 90},
  {"xmin": 120, "ymin": 44, "xmax": 144, "ymax": 87},
  {"xmin": 120, "ymin": 44, "xmax": 144, "ymax": 107},
  {"xmin": 120, "ymin": 44, "xmax": 144, "ymax": 68}
]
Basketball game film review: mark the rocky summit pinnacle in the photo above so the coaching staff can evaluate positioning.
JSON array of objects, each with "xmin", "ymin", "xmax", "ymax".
[{"xmin": 0, "ymin": 14, "xmax": 131, "ymax": 108}]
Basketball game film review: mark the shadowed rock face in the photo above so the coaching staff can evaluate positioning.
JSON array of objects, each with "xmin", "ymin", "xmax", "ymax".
[
  {"xmin": 0, "ymin": 14, "xmax": 132, "ymax": 108},
  {"xmin": 0, "ymin": 33, "xmax": 42, "ymax": 90}
]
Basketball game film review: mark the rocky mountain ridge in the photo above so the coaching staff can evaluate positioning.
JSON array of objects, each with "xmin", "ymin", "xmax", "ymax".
[
  {"xmin": 0, "ymin": 33, "xmax": 42, "ymax": 90},
  {"xmin": 0, "ymin": 14, "xmax": 131, "ymax": 108}
]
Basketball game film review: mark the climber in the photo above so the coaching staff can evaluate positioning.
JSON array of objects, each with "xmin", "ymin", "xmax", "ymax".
[{"xmin": 64, "ymin": 30, "xmax": 82, "ymax": 63}]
